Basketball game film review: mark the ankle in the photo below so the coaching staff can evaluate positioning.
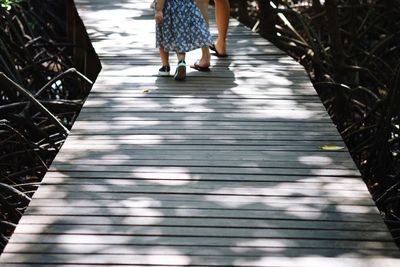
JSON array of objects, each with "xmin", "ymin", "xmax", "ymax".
[
  {"xmin": 215, "ymin": 40, "xmax": 226, "ymax": 52},
  {"xmin": 198, "ymin": 57, "xmax": 210, "ymax": 65}
]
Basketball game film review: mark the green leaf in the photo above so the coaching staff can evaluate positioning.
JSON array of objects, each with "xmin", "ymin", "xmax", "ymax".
[{"xmin": 319, "ymin": 144, "xmax": 345, "ymax": 150}]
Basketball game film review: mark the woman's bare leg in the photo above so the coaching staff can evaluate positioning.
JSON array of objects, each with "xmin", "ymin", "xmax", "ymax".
[
  {"xmin": 196, "ymin": 0, "xmax": 210, "ymax": 24},
  {"xmin": 214, "ymin": 0, "xmax": 230, "ymax": 55},
  {"xmin": 195, "ymin": 0, "xmax": 211, "ymax": 67}
]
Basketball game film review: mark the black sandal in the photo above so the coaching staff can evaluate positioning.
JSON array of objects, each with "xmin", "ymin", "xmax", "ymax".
[
  {"xmin": 190, "ymin": 60, "xmax": 211, "ymax": 72},
  {"xmin": 210, "ymin": 44, "xmax": 228, "ymax": 58}
]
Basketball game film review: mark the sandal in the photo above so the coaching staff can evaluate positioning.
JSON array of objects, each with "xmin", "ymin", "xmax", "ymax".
[
  {"xmin": 209, "ymin": 44, "xmax": 228, "ymax": 58},
  {"xmin": 190, "ymin": 60, "xmax": 210, "ymax": 72}
]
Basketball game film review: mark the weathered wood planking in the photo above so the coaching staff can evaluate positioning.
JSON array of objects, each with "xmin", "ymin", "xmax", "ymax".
[{"xmin": 1, "ymin": 0, "xmax": 399, "ymax": 266}]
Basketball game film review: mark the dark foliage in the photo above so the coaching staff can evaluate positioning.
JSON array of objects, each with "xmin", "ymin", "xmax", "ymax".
[
  {"xmin": 0, "ymin": 0, "xmax": 94, "ymax": 251},
  {"xmin": 231, "ymin": 0, "xmax": 400, "ymax": 244}
]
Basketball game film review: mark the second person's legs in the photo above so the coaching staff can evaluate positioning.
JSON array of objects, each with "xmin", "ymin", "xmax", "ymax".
[
  {"xmin": 195, "ymin": 0, "xmax": 211, "ymax": 68},
  {"xmin": 214, "ymin": 0, "xmax": 230, "ymax": 55},
  {"xmin": 193, "ymin": 0, "xmax": 230, "ymax": 69}
]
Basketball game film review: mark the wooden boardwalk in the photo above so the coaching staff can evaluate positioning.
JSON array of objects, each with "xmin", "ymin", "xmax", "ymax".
[{"xmin": 1, "ymin": 0, "xmax": 400, "ymax": 266}]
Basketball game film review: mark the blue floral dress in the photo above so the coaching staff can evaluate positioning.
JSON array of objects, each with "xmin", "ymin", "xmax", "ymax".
[{"xmin": 156, "ymin": 0, "xmax": 213, "ymax": 53}]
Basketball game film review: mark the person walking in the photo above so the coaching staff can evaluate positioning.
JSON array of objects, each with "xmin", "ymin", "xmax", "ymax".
[
  {"xmin": 155, "ymin": 0, "xmax": 213, "ymax": 80},
  {"xmin": 191, "ymin": 0, "xmax": 230, "ymax": 71}
]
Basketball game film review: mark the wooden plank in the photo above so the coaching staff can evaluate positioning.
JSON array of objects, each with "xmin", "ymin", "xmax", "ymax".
[
  {"xmin": 71, "ymin": 119, "xmax": 335, "ymax": 126},
  {"xmin": 11, "ymin": 225, "xmax": 393, "ymax": 241},
  {"xmin": 84, "ymin": 91, "xmax": 321, "ymax": 98},
  {"xmin": 61, "ymin": 134, "xmax": 342, "ymax": 142},
  {"xmin": 76, "ymin": 112, "xmax": 332, "ymax": 121},
  {"xmin": 93, "ymin": 78, "xmax": 311, "ymax": 86},
  {"xmin": 88, "ymin": 79, "xmax": 314, "ymax": 86},
  {"xmin": 19, "ymin": 206, "xmax": 383, "ymax": 221},
  {"xmin": 24, "ymin": 198, "xmax": 376, "ymax": 210},
  {"xmin": 33, "ymin": 186, "xmax": 373, "ymax": 202},
  {"xmin": 83, "ymin": 89, "xmax": 323, "ymax": 99},
  {"xmin": 91, "ymin": 73, "xmax": 312, "ymax": 81},
  {"xmin": 65, "ymin": 128, "xmax": 340, "ymax": 136},
  {"xmin": 88, "ymin": 82, "xmax": 315, "ymax": 89},
  {"xmin": 48, "ymin": 164, "xmax": 360, "ymax": 176},
  {"xmin": 99, "ymin": 57, "xmax": 305, "ymax": 64},
  {"xmin": 64, "ymin": 135, "xmax": 342, "ymax": 141},
  {"xmin": 97, "ymin": 66, "xmax": 309, "ymax": 77},
  {"xmin": 69, "ymin": 120, "xmax": 339, "ymax": 132},
  {"xmin": 80, "ymin": 100, "xmax": 331, "ymax": 109},
  {"xmin": 51, "ymin": 150, "xmax": 355, "ymax": 161},
  {"xmin": 53, "ymin": 153, "xmax": 353, "ymax": 164},
  {"xmin": 39, "ymin": 178, "xmax": 369, "ymax": 191},
  {"xmin": 4, "ymin": 260, "xmax": 400, "ymax": 267},
  {"xmin": 3, "ymin": 244, "xmax": 400, "ymax": 258},
  {"xmin": 3, "ymin": 253, "xmax": 400, "ymax": 267},
  {"xmin": 99, "ymin": 61, "xmax": 303, "ymax": 68},
  {"xmin": 46, "ymin": 159, "xmax": 356, "ymax": 169},
  {"xmin": 73, "ymin": 116, "xmax": 335, "ymax": 124},
  {"xmin": 57, "ymin": 145, "xmax": 345, "ymax": 152},
  {"xmin": 23, "ymin": 194, "xmax": 377, "ymax": 206},
  {"xmin": 66, "ymin": 133, "xmax": 342, "ymax": 142},
  {"xmin": 30, "ymin": 191, "xmax": 377, "ymax": 204},
  {"xmin": 79, "ymin": 105, "xmax": 327, "ymax": 112},
  {"xmin": 83, "ymin": 94, "xmax": 323, "ymax": 101},
  {"xmin": 43, "ymin": 172, "xmax": 367, "ymax": 183},
  {"xmin": 16, "ymin": 214, "xmax": 386, "ymax": 231},
  {"xmin": 4, "ymin": 234, "xmax": 399, "ymax": 250}
]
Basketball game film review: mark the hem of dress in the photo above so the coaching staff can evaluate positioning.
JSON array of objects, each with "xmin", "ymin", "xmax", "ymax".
[{"xmin": 157, "ymin": 42, "xmax": 213, "ymax": 53}]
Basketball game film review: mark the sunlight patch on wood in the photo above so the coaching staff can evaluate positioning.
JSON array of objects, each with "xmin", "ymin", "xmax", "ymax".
[
  {"xmin": 234, "ymin": 239, "xmax": 291, "ymax": 250},
  {"xmin": 298, "ymin": 155, "xmax": 334, "ymax": 166},
  {"xmin": 336, "ymin": 205, "xmax": 376, "ymax": 214},
  {"xmin": 120, "ymin": 197, "xmax": 162, "ymax": 209},
  {"xmin": 131, "ymin": 167, "xmax": 196, "ymax": 185},
  {"xmin": 311, "ymin": 168, "xmax": 360, "ymax": 176}
]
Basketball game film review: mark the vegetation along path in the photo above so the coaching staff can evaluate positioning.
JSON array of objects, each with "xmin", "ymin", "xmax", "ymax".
[{"xmin": 1, "ymin": 0, "xmax": 399, "ymax": 266}]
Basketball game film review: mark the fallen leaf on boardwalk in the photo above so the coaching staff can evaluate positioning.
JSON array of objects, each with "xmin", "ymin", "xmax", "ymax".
[
  {"xmin": 142, "ymin": 89, "xmax": 151, "ymax": 93},
  {"xmin": 319, "ymin": 144, "xmax": 345, "ymax": 150},
  {"xmin": 378, "ymin": 88, "xmax": 388, "ymax": 97}
]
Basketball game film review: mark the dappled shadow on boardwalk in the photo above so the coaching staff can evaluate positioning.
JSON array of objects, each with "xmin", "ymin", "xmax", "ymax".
[{"xmin": 1, "ymin": 0, "xmax": 399, "ymax": 266}]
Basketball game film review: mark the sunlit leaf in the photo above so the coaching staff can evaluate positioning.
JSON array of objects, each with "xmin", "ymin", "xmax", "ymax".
[
  {"xmin": 378, "ymin": 88, "xmax": 388, "ymax": 97},
  {"xmin": 319, "ymin": 144, "xmax": 345, "ymax": 150}
]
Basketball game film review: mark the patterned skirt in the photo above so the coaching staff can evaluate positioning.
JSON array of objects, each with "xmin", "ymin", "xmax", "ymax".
[{"xmin": 156, "ymin": 0, "xmax": 213, "ymax": 53}]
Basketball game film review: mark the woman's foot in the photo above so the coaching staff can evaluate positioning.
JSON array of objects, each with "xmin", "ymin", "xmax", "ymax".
[
  {"xmin": 191, "ymin": 46, "xmax": 211, "ymax": 71},
  {"xmin": 190, "ymin": 60, "xmax": 210, "ymax": 72},
  {"xmin": 210, "ymin": 42, "xmax": 228, "ymax": 58}
]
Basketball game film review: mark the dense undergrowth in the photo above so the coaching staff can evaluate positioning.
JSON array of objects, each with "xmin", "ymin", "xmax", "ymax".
[
  {"xmin": 231, "ymin": 0, "xmax": 400, "ymax": 244},
  {"xmin": 0, "ymin": 0, "xmax": 97, "ymax": 251}
]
